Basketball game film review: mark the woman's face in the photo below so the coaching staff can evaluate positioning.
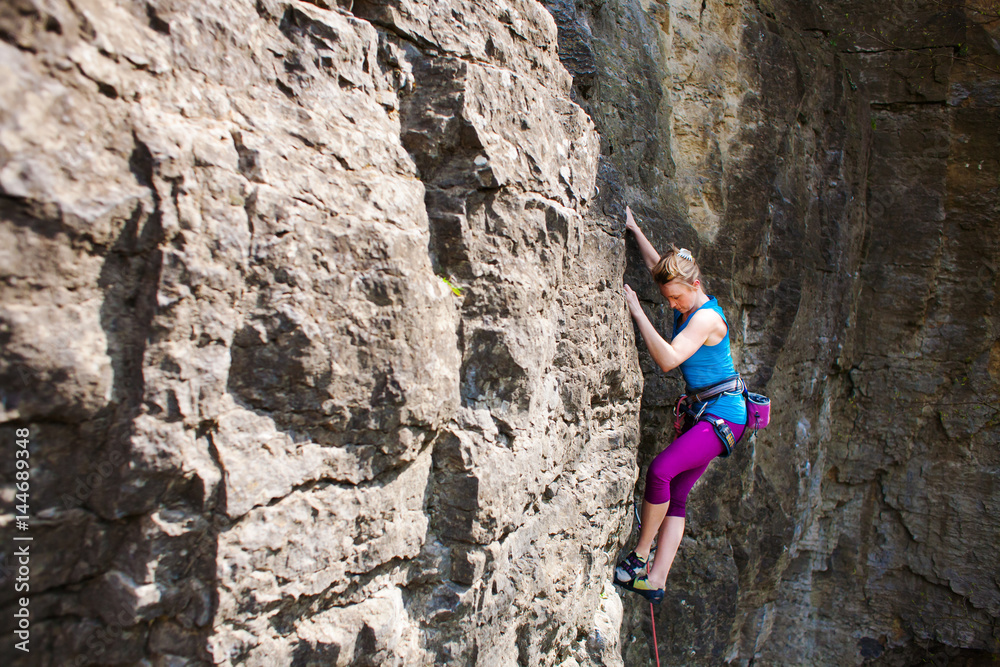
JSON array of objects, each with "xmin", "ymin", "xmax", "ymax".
[{"xmin": 660, "ymin": 280, "xmax": 699, "ymax": 313}]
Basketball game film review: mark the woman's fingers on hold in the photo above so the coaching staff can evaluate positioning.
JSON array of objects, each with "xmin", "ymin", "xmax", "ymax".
[{"xmin": 623, "ymin": 285, "xmax": 638, "ymax": 307}]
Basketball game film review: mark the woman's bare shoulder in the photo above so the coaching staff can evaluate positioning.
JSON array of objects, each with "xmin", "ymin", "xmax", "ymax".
[
  {"xmin": 689, "ymin": 306, "xmax": 725, "ymax": 327},
  {"xmin": 689, "ymin": 307, "xmax": 728, "ymax": 340}
]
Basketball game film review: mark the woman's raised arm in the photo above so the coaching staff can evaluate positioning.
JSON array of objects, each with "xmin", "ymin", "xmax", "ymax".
[{"xmin": 625, "ymin": 206, "xmax": 661, "ymax": 272}]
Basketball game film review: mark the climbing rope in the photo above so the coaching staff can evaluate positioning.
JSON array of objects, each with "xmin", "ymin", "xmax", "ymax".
[
  {"xmin": 650, "ymin": 603, "xmax": 661, "ymax": 667},
  {"xmin": 634, "ymin": 502, "xmax": 661, "ymax": 667}
]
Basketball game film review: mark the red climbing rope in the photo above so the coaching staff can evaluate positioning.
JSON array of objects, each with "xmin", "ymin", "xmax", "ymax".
[{"xmin": 650, "ymin": 602, "xmax": 661, "ymax": 667}]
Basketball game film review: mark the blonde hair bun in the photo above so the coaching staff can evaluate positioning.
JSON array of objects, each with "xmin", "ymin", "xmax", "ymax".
[{"xmin": 651, "ymin": 245, "xmax": 701, "ymax": 286}]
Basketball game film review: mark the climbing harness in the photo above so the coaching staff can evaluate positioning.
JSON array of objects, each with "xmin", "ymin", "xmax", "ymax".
[
  {"xmin": 672, "ymin": 374, "xmax": 744, "ymax": 455},
  {"xmin": 673, "ymin": 375, "xmax": 771, "ymax": 456}
]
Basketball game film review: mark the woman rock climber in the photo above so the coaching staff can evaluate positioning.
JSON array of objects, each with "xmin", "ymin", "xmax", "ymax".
[{"xmin": 615, "ymin": 205, "xmax": 747, "ymax": 603}]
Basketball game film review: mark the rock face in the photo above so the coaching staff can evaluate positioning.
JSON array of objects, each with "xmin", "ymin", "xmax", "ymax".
[
  {"xmin": 1, "ymin": 0, "xmax": 998, "ymax": 666},
  {"xmin": 0, "ymin": 1, "xmax": 639, "ymax": 664},
  {"xmin": 547, "ymin": 0, "xmax": 1000, "ymax": 664}
]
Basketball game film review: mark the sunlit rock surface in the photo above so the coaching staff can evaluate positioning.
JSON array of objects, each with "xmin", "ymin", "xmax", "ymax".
[
  {"xmin": 0, "ymin": 1, "xmax": 638, "ymax": 664},
  {"xmin": 1, "ymin": 0, "xmax": 998, "ymax": 665}
]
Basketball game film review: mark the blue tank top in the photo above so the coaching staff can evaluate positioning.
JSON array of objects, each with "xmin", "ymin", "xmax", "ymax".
[{"xmin": 673, "ymin": 296, "xmax": 747, "ymax": 424}]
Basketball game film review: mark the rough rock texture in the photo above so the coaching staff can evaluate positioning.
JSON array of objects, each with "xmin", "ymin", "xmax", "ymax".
[
  {"xmin": 547, "ymin": 0, "xmax": 1000, "ymax": 664},
  {"xmin": 1, "ymin": 0, "xmax": 999, "ymax": 665},
  {"xmin": 0, "ymin": 1, "xmax": 640, "ymax": 665}
]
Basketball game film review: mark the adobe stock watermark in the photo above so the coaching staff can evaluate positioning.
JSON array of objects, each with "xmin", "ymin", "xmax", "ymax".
[
  {"xmin": 5, "ymin": 419, "xmax": 127, "ymax": 655},
  {"xmin": 10, "ymin": 427, "xmax": 32, "ymax": 654}
]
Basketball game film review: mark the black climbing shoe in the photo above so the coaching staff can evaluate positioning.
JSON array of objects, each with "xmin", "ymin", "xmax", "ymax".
[
  {"xmin": 614, "ymin": 576, "xmax": 665, "ymax": 604},
  {"xmin": 614, "ymin": 550, "xmax": 647, "ymax": 584}
]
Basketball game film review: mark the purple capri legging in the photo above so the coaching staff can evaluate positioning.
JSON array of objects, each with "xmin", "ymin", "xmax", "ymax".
[{"xmin": 644, "ymin": 417, "xmax": 746, "ymax": 516}]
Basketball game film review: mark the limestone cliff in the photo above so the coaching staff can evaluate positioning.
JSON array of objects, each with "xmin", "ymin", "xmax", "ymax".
[
  {"xmin": 0, "ymin": 0, "xmax": 639, "ymax": 664},
  {"xmin": 0, "ymin": 0, "xmax": 998, "ymax": 666}
]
